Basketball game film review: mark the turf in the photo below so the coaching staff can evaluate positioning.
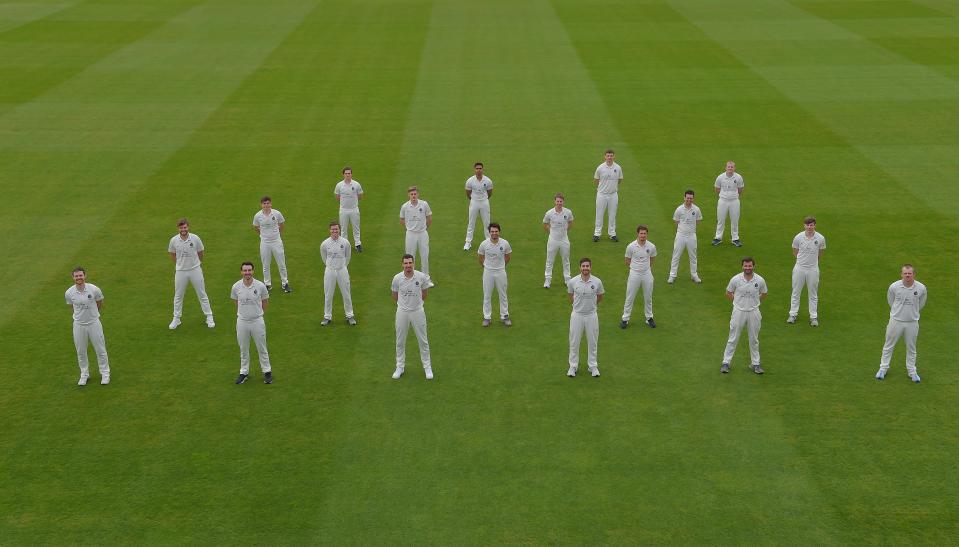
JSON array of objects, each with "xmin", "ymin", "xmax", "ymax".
[{"xmin": 1, "ymin": 0, "xmax": 957, "ymax": 544}]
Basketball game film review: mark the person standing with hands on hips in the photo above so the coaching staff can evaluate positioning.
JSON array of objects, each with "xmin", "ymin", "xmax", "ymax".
[{"xmin": 876, "ymin": 264, "xmax": 927, "ymax": 383}]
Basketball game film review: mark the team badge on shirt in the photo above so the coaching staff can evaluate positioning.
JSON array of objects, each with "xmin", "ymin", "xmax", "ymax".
[
  {"xmin": 87, "ymin": 294, "xmax": 92, "ymax": 299},
  {"xmin": 415, "ymin": 281, "xmax": 420, "ymax": 286},
  {"xmin": 646, "ymin": 249, "xmax": 650, "ymax": 254},
  {"xmin": 914, "ymin": 291, "xmax": 918, "ymax": 295},
  {"xmin": 189, "ymin": 242, "xmax": 194, "ymax": 247},
  {"xmin": 590, "ymin": 284, "xmax": 595, "ymax": 289},
  {"xmin": 754, "ymin": 283, "xmax": 759, "ymax": 287}
]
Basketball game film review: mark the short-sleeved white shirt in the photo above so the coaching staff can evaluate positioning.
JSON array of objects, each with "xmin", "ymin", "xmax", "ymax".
[
  {"xmin": 231, "ymin": 278, "xmax": 269, "ymax": 321},
  {"xmin": 168, "ymin": 233, "xmax": 204, "ymax": 271},
  {"xmin": 792, "ymin": 231, "xmax": 826, "ymax": 269},
  {"xmin": 567, "ymin": 275, "xmax": 605, "ymax": 315},
  {"xmin": 392, "ymin": 270, "xmax": 429, "ymax": 312},
  {"xmin": 478, "ymin": 238, "xmax": 512, "ymax": 271},
  {"xmin": 625, "ymin": 240, "xmax": 657, "ymax": 274},
  {"xmin": 253, "ymin": 209, "xmax": 285, "ymax": 243},
  {"xmin": 726, "ymin": 273, "xmax": 768, "ymax": 312},
  {"xmin": 320, "ymin": 236, "xmax": 352, "ymax": 270},
  {"xmin": 465, "ymin": 176, "xmax": 493, "ymax": 201},
  {"xmin": 335, "ymin": 180, "xmax": 364, "ymax": 211},
  {"xmin": 673, "ymin": 204, "xmax": 702, "ymax": 236},
  {"xmin": 888, "ymin": 280, "xmax": 927, "ymax": 322},
  {"xmin": 543, "ymin": 207, "xmax": 574, "ymax": 241},
  {"xmin": 400, "ymin": 200, "xmax": 432, "ymax": 232},
  {"xmin": 715, "ymin": 172, "xmax": 744, "ymax": 200},
  {"xmin": 594, "ymin": 162, "xmax": 623, "ymax": 194},
  {"xmin": 65, "ymin": 283, "xmax": 103, "ymax": 325}
]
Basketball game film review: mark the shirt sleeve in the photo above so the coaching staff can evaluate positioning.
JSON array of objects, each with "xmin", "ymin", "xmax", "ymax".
[
  {"xmin": 543, "ymin": 211, "xmax": 550, "ymax": 224},
  {"xmin": 276, "ymin": 211, "xmax": 285, "ymax": 224},
  {"xmin": 596, "ymin": 279, "xmax": 605, "ymax": 294},
  {"xmin": 594, "ymin": 166, "xmax": 602, "ymax": 179},
  {"xmin": 391, "ymin": 275, "xmax": 399, "ymax": 293},
  {"xmin": 334, "ymin": 183, "xmax": 342, "ymax": 197},
  {"xmin": 194, "ymin": 236, "xmax": 204, "ymax": 252},
  {"xmin": 726, "ymin": 278, "xmax": 737, "ymax": 293},
  {"xmin": 568, "ymin": 210, "xmax": 574, "ymax": 221},
  {"xmin": 423, "ymin": 202, "xmax": 432, "ymax": 216},
  {"xmin": 792, "ymin": 234, "xmax": 801, "ymax": 250},
  {"xmin": 819, "ymin": 235, "xmax": 826, "ymax": 250},
  {"xmin": 319, "ymin": 241, "xmax": 328, "ymax": 263},
  {"xmin": 504, "ymin": 241, "xmax": 512, "ymax": 254},
  {"xmin": 356, "ymin": 183, "xmax": 363, "ymax": 195},
  {"xmin": 618, "ymin": 166, "xmax": 623, "ymax": 180},
  {"xmin": 759, "ymin": 278, "xmax": 768, "ymax": 294},
  {"xmin": 477, "ymin": 242, "xmax": 486, "ymax": 256},
  {"xmin": 465, "ymin": 179, "xmax": 472, "ymax": 190},
  {"xmin": 93, "ymin": 286, "xmax": 104, "ymax": 301},
  {"xmin": 253, "ymin": 213, "xmax": 260, "ymax": 227},
  {"xmin": 650, "ymin": 245, "xmax": 658, "ymax": 257},
  {"xmin": 917, "ymin": 287, "xmax": 927, "ymax": 311},
  {"xmin": 398, "ymin": 204, "xmax": 405, "ymax": 219},
  {"xmin": 64, "ymin": 290, "xmax": 72, "ymax": 305},
  {"xmin": 167, "ymin": 237, "xmax": 175, "ymax": 252},
  {"xmin": 673, "ymin": 208, "xmax": 681, "ymax": 221},
  {"xmin": 344, "ymin": 242, "xmax": 352, "ymax": 265},
  {"xmin": 230, "ymin": 284, "xmax": 238, "ymax": 300},
  {"xmin": 260, "ymin": 284, "xmax": 270, "ymax": 301},
  {"xmin": 715, "ymin": 175, "xmax": 723, "ymax": 188},
  {"xmin": 887, "ymin": 284, "xmax": 895, "ymax": 307},
  {"xmin": 567, "ymin": 280, "xmax": 575, "ymax": 294},
  {"xmin": 486, "ymin": 178, "xmax": 493, "ymax": 189}
]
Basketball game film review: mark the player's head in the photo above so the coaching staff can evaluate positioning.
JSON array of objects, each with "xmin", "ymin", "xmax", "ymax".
[
  {"xmin": 240, "ymin": 261, "xmax": 255, "ymax": 279},
  {"xmin": 901, "ymin": 263, "xmax": 915, "ymax": 283},
  {"xmin": 741, "ymin": 256, "xmax": 755, "ymax": 274},
  {"xmin": 604, "ymin": 149, "xmax": 615, "ymax": 162},
  {"xmin": 407, "ymin": 186, "xmax": 419, "ymax": 200},
  {"xmin": 176, "ymin": 218, "xmax": 189, "ymax": 235},
  {"xmin": 488, "ymin": 222, "xmax": 501, "ymax": 239},
  {"xmin": 260, "ymin": 196, "xmax": 272, "ymax": 209},
  {"xmin": 804, "ymin": 216, "xmax": 816, "ymax": 229},
  {"xmin": 402, "ymin": 253, "xmax": 415, "ymax": 273},
  {"xmin": 474, "ymin": 162, "xmax": 484, "ymax": 175},
  {"xmin": 726, "ymin": 161, "xmax": 736, "ymax": 174},
  {"xmin": 579, "ymin": 257, "xmax": 592, "ymax": 276},
  {"xmin": 684, "ymin": 189, "xmax": 695, "ymax": 204},
  {"xmin": 342, "ymin": 166, "xmax": 352, "ymax": 179},
  {"xmin": 636, "ymin": 224, "xmax": 648, "ymax": 237},
  {"xmin": 553, "ymin": 193, "xmax": 565, "ymax": 208},
  {"xmin": 329, "ymin": 221, "xmax": 341, "ymax": 237},
  {"xmin": 72, "ymin": 266, "xmax": 86, "ymax": 284}
]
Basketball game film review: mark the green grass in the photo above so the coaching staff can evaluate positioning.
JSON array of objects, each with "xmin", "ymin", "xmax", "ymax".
[{"xmin": 1, "ymin": 0, "xmax": 957, "ymax": 544}]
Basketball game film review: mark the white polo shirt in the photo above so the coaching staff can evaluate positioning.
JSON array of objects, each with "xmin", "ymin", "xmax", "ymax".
[
  {"xmin": 594, "ymin": 162, "xmax": 623, "ymax": 194},
  {"xmin": 335, "ymin": 180, "xmax": 364, "ymax": 211},
  {"xmin": 715, "ymin": 172, "xmax": 744, "ymax": 201},
  {"xmin": 231, "ymin": 279, "xmax": 269, "ymax": 321},
  {"xmin": 465, "ymin": 176, "xmax": 493, "ymax": 201},
  {"xmin": 543, "ymin": 207, "xmax": 574, "ymax": 241},
  {"xmin": 320, "ymin": 236, "xmax": 352, "ymax": 270},
  {"xmin": 625, "ymin": 241, "xmax": 657, "ymax": 274},
  {"xmin": 792, "ymin": 231, "xmax": 826, "ymax": 269},
  {"xmin": 567, "ymin": 275, "xmax": 605, "ymax": 315},
  {"xmin": 168, "ymin": 233, "xmax": 204, "ymax": 271},
  {"xmin": 726, "ymin": 273, "xmax": 768, "ymax": 312},
  {"xmin": 253, "ymin": 209, "xmax": 285, "ymax": 243},
  {"xmin": 887, "ymin": 280, "xmax": 927, "ymax": 322},
  {"xmin": 400, "ymin": 200, "xmax": 432, "ymax": 232},
  {"xmin": 478, "ymin": 238, "xmax": 512, "ymax": 271},
  {"xmin": 673, "ymin": 204, "xmax": 702, "ymax": 236},
  {"xmin": 65, "ymin": 283, "xmax": 103, "ymax": 325},
  {"xmin": 391, "ymin": 270, "xmax": 429, "ymax": 312}
]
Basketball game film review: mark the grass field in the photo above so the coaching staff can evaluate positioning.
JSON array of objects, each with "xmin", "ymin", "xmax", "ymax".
[{"xmin": 2, "ymin": 0, "xmax": 958, "ymax": 544}]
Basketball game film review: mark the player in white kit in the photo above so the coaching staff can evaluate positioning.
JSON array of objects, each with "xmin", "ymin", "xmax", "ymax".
[
  {"xmin": 543, "ymin": 193, "xmax": 574, "ymax": 289},
  {"xmin": 334, "ymin": 167, "xmax": 364, "ymax": 252},
  {"xmin": 65, "ymin": 267, "xmax": 110, "ymax": 385},
  {"xmin": 319, "ymin": 222, "xmax": 356, "ymax": 326},
  {"xmin": 593, "ymin": 149, "xmax": 623, "ymax": 242},
  {"xmin": 399, "ymin": 186, "xmax": 433, "ymax": 285},
  {"xmin": 477, "ymin": 222, "xmax": 512, "ymax": 327},
  {"xmin": 463, "ymin": 162, "xmax": 493, "ymax": 251},
  {"xmin": 787, "ymin": 217, "xmax": 826, "ymax": 326},
  {"xmin": 252, "ymin": 196, "xmax": 291, "ymax": 293},
  {"xmin": 231, "ymin": 261, "xmax": 272, "ymax": 385},
  {"xmin": 876, "ymin": 264, "xmax": 927, "ymax": 383},
  {"xmin": 391, "ymin": 254, "xmax": 433, "ymax": 380},
  {"xmin": 167, "ymin": 218, "xmax": 214, "ymax": 329},
  {"xmin": 620, "ymin": 225, "xmax": 657, "ymax": 329},
  {"xmin": 712, "ymin": 161, "xmax": 745, "ymax": 247},
  {"xmin": 567, "ymin": 258, "xmax": 605, "ymax": 378},
  {"xmin": 721, "ymin": 257, "xmax": 768, "ymax": 374},
  {"xmin": 668, "ymin": 189, "xmax": 702, "ymax": 284}
]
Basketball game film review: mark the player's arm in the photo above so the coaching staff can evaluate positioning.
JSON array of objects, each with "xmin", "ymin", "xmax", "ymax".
[
  {"xmin": 649, "ymin": 256, "xmax": 655, "ymax": 267},
  {"xmin": 714, "ymin": 187, "xmax": 721, "ymax": 195},
  {"xmin": 278, "ymin": 222, "xmax": 284, "ymax": 234},
  {"xmin": 233, "ymin": 299, "xmax": 239, "ymax": 310},
  {"xmin": 421, "ymin": 288, "xmax": 429, "ymax": 301},
  {"xmin": 568, "ymin": 292, "xmax": 574, "ymax": 304},
  {"xmin": 792, "ymin": 247, "xmax": 799, "ymax": 257},
  {"xmin": 593, "ymin": 177, "xmax": 600, "ymax": 186},
  {"xmin": 478, "ymin": 252, "xmax": 485, "ymax": 267},
  {"xmin": 426, "ymin": 214, "xmax": 432, "ymax": 228},
  {"xmin": 465, "ymin": 189, "xmax": 472, "ymax": 200},
  {"xmin": 96, "ymin": 300, "xmax": 103, "ymax": 310},
  {"xmin": 197, "ymin": 250, "xmax": 204, "ymax": 261},
  {"xmin": 504, "ymin": 252, "xmax": 511, "ymax": 266},
  {"xmin": 818, "ymin": 249, "xmax": 824, "ymax": 260},
  {"xmin": 567, "ymin": 220, "xmax": 573, "ymax": 232},
  {"xmin": 738, "ymin": 187, "xmax": 744, "ymax": 196},
  {"xmin": 542, "ymin": 222, "xmax": 550, "ymax": 234},
  {"xmin": 624, "ymin": 257, "xmax": 631, "ymax": 267},
  {"xmin": 887, "ymin": 286, "xmax": 895, "ymax": 307},
  {"xmin": 391, "ymin": 291, "xmax": 398, "ymax": 303},
  {"xmin": 674, "ymin": 219, "xmax": 680, "ymax": 229},
  {"xmin": 487, "ymin": 188, "xmax": 493, "ymax": 199},
  {"xmin": 917, "ymin": 289, "xmax": 927, "ymax": 311},
  {"xmin": 319, "ymin": 244, "xmax": 328, "ymax": 264},
  {"xmin": 760, "ymin": 291, "xmax": 768, "ymax": 301},
  {"xmin": 725, "ymin": 290, "xmax": 735, "ymax": 301},
  {"xmin": 169, "ymin": 252, "xmax": 177, "ymax": 262},
  {"xmin": 260, "ymin": 297, "xmax": 269, "ymax": 313},
  {"xmin": 596, "ymin": 293, "xmax": 603, "ymax": 305},
  {"xmin": 344, "ymin": 243, "xmax": 352, "ymax": 266}
]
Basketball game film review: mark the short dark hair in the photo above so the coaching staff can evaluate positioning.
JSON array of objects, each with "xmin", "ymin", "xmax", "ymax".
[
  {"xmin": 72, "ymin": 266, "xmax": 85, "ymax": 274},
  {"xmin": 605, "ymin": 148, "xmax": 614, "ymax": 155},
  {"xmin": 329, "ymin": 221, "xmax": 340, "ymax": 228},
  {"xmin": 804, "ymin": 216, "xmax": 816, "ymax": 225},
  {"xmin": 402, "ymin": 254, "xmax": 414, "ymax": 261},
  {"xmin": 579, "ymin": 257, "xmax": 591, "ymax": 266},
  {"xmin": 407, "ymin": 186, "xmax": 418, "ymax": 193},
  {"xmin": 488, "ymin": 222, "xmax": 500, "ymax": 232},
  {"xmin": 261, "ymin": 196, "xmax": 271, "ymax": 203},
  {"xmin": 342, "ymin": 166, "xmax": 352, "ymax": 174},
  {"xmin": 741, "ymin": 257, "xmax": 755, "ymax": 265},
  {"xmin": 474, "ymin": 162, "xmax": 484, "ymax": 168},
  {"xmin": 902, "ymin": 263, "xmax": 914, "ymax": 272},
  {"xmin": 554, "ymin": 193, "xmax": 565, "ymax": 200},
  {"xmin": 176, "ymin": 218, "xmax": 189, "ymax": 227},
  {"xmin": 241, "ymin": 261, "xmax": 255, "ymax": 270},
  {"xmin": 685, "ymin": 189, "xmax": 695, "ymax": 197},
  {"xmin": 636, "ymin": 225, "xmax": 648, "ymax": 233}
]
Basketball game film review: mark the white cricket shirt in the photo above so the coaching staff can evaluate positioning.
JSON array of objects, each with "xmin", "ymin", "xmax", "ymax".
[
  {"xmin": 887, "ymin": 280, "xmax": 927, "ymax": 322},
  {"xmin": 715, "ymin": 172, "xmax": 744, "ymax": 201},
  {"xmin": 465, "ymin": 176, "xmax": 493, "ymax": 201},
  {"xmin": 231, "ymin": 279, "xmax": 269, "ymax": 321},
  {"xmin": 625, "ymin": 240, "xmax": 657, "ymax": 274},
  {"xmin": 400, "ymin": 200, "xmax": 432, "ymax": 232},
  {"xmin": 543, "ymin": 207, "xmax": 574, "ymax": 241},
  {"xmin": 392, "ymin": 270, "xmax": 429, "ymax": 312},
  {"xmin": 65, "ymin": 283, "xmax": 103, "ymax": 325},
  {"xmin": 320, "ymin": 236, "xmax": 352, "ymax": 270},
  {"xmin": 673, "ymin": 204, "xmax": 702, "ymax": 236},
  {"xmin": 726, "ymin": 273, "xmax": 768, "ymax": 312},
  {"xmin": 253, "ymin": 209, "xmax": 285, "ymax": 243},
  {"xmin": 478, "ymin": 238, "xmax": 512, "ymax": 271},
  {"xmin": 567, "ymin": 275, "xmax": 605, "ymax": 315},
  {"xmin": 335, "ymin": 180, "xmax": 364, "ymax": 211},
  {"xmin": 594, "ymin": 162, "xmax": 623, "ymax": 194},
  {"xmin": 168, "ymin": 233, "xmax": 204, "ymax": 271},
  {"xmin": 792, "ymin": 231, "xmax": 826, "ymax": 269}
]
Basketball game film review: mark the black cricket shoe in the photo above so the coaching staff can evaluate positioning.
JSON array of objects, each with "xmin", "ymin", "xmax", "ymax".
[
  {"xmin": 282, "ymin": 283, "xmax": 292, "ymax": 293},
  {"xmin": 610, "ymin": 235, "xmax": 619, "ymax": 242},
  {"xmin": 646, "ymin": 317, "xmax": 657, "ymax": 328},
  {"xmin": 264, "ymin": 371, "xmax": 273, "ymax": 384},
  {"xmin": 265, "ymin": 284, "xmax": 272, "ymax": 292},
  {"xmin": 732, "ymin": 239, "xmax": 743, "ymax": 248},
  {"xmin": 355, "ymin": 245, "xmax": 363, "ymax": 253},
  {"xmin": 619, "ymin": 320, "xmax": 628, "ymax": 329},
  {"xmin": 235, "ymin": 374, "xmax": 248, "ymax": 384},
  {"xmin": 720, "ymin": 363, "xmax": 730, "ymax": 374},
  {"xmin": 592, "ymin": 235, "xmax": 600, "ymax": 242},
  {"xmin": 711, "ymin": 239, "xmax": 721, "ymax": 246}
]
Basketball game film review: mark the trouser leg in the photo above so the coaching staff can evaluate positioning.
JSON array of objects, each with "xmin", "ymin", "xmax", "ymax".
[
  {"xmin": 594, "ymin": 193, "xmax": 607, "ymax": 237},
  {"xmin": 338, "ymin": 268, "xmax": 354, "ymax": 318},
  {"xmin": 272, "ymin": 242, "xmax": 288, "ymax": 285},
  {"xmin": 495, "ymin": 270, "xmax": 509, "ymax": 318},
  {"xmin": 465, "ymin": 202, "xmax": 478, "ymax": 245},
  {"xmin": 622, "ymin": 273, "xmax": 639, "ymax": 321},
  {"xmin": 237, "ymin": 320, "xmax": 252, "ymax": 375},
  {"xmin": 687, "ymin": 235, "xmax": 698, "ymax": 276},
  {"xmin": 807, "ymin": 268, "xmax": 820, "ymax": 319},
  {"xmin": 723, "ymin": 310, "xmax": 745, "ymax": 363},
  {"xmin": 545, "ymin": 239, "xmax": 558, "ymax": 282},
  {"xmin": 260, "ymin": 241, "xmax": 273, "ymax": 286},
  {"xmin": 747, "ymin": 309, "xmax": 761, "ymax": 366},
  {"xmin": 73, "ymin": 322, "xmax": 90, "ymax": 377},
  {"xmin": 323, "ymin": 268, "xmax": 336, "ymax": 320},
  {"xmin": 395, "ymin": 310, "xmax": 409, "ymax": 368},
  {"xmin": 585, "ymin": 312, "xmax": 599, "ymax": 369},
  {"xmin": 173, "ymin": 270, "xmax": 188, "ymax": 318},
  {"xmin": 729, "ymin": 199, "xmax": 741, "ymax": 241},
  {"xmin": 411, "ymin": 308, "xmax": 430, "ymax": 367},
  {"xmin": 904, "ymin": 321, "xmax": 919, "ymax": 375},
  {"xmin": 559, "ymin": 240, "xmax": 570, "ymax": 281},
  {"xmin": 879, "ymin": 319, "xmax": 903, "ymax": 372},
  {"xmin": 350, "ymin": 210, "xmax": 361, "ymax": 245},
  {"xmin": 789, "ymin": 265, "xmax": 804, "ymax": 317},
  {"xmin": 607, "ymin": 193, "xmax": 618, "ymax": 237},
  {"xmin": 568, "ymin": 313, "xmax": 584, "ymax": 369},
  {"xmin": 88, "ymin": 320, "xmax": 109, "ymax": 376},
  {"xmin": 418, "ymin": 231, "xmax": 430, "ymax": 275},
  {"xmin": 715, "ymin": 200, "xmax": 729, "ymax": 240},
  {"xmin": 670, "ymin": 235, "xmax": 685, "ymax": 278},
  {"xmin": 190, "ymin": 267, "xmax": 213, "ymax": 317},
  {"xmin": 479, "ymin": 201, "xmax": 491, "ymax": 241},
  {"xmin": 641, "ymin": 272, "xmax": 654, "ymax": 319},
  {"xmin": 251, "ymin": 318, "xmax": 270, "ymax": 373},
  {"xmin": 482, "ymin": 269, "xmax": 493, "ymax": 320}
]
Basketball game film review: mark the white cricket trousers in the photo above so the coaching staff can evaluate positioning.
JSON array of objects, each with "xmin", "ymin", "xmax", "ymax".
[
  {"xmin": 622, "ymin": 271, "xmax": 654, "ymax": 321},
  {"xmin": 482, "ymin": 269, "xmax": 509, "ymax": 320},
  {"xmin": 569, "ymin": 312, "xmax": 599, "ymax": 371},
  {"xmin": 669, "ymin": 233, "xmax": 698, "ymax": 278},
  {"xmin": 259, "ymin": 240, "xmax": 288, "ymax": 286},
  {"xmin": 715, "ymin": 198, "xmax": 741, "ymax": 241},
  {"xmin": 173, "ymin": 267, "xmax": 212, "ymax": 319},
  {"xmin": 723, "ymin": 308, "xmax": 761, "ymax": 366},
  {"xmin": 544, "ymin": 238, "xmax": 571, "ymax": 284},
  {"xmin": 395, "ymin": 308, "xmax": 431, "ymax": 369},
  {"xmin": 237, "ymin": 317, "xmax": 271, "ymax": 375},
  {"xmin": 594, "ymin": 192, "xmax": 618, "ymax": 237},
  {"xmin": 879, "ymin": 319, "xmax": 919, "ymax": 375},
  {"xmin": 324, "ymin": 267, "xmax": 354, "ymax": 320},
  {"xmin": 339, "ymin": 208, "xmax": 361, "ymax": 246},
  {"xmin": 405, "ymin": 230, "xmax": 430, "ymax": 275},
  {"xmin": 73, "ymin": 320, "xmax": 109, "ymax": 377},
  {"xmin": 789, "ymin": 266, "xmax": 820, "ymax": 319},
  {"xmin": 465, "ymin": 200, "xmax": 490, "ymax": 246}
]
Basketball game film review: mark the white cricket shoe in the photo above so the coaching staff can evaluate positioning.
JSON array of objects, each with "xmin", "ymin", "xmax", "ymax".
[
  {"xmin": 691, "ymin": 275, "xmax": 702, "ymax": 284},
  {"xmin": 875, "ymin": 369, "xmax": 886, "ymax": 380},
  {"xmin": 786, "ymin": 315, "xmax": 797, "ymax": 324},
  {"xmin": 391, "ymin": 367, "xmax": 404, "ymax": 380},
  {"xmin": 77, "ymin": 375, "xmax": 89, "ymax": 386},
  {"xmin": 168, "ymin": 317, "xmax": 181, "ymax": 330},
  {"xmin": 809, "ymin": 318, "xmax": 819, "ymax": 327},
  {"xmin": 566, "ymin": 367, "xmax": 576, "ymax": 378},
  {"xmin": 667, "ymin": 277, "xmax": 675, "ymax": 284},
  {"xmin": 590, "ymin": 368, "xmax": 601, "ymax": 377},
  {"xmin": 910, "ymin": 373, "xmax": 921, "ymax": 383},
  {"xmin": 101, "ymin": 375, "xmax": 110, "ymax": 385},
  {"xmin": 424, "ymin": 366, "xmax": 434, "ymax": 380},
  {"xmin": 206, "ymin": 316, "xmax": 215, "ymax": 328}
]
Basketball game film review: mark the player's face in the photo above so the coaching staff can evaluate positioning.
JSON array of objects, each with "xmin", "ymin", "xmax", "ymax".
[
  {"xmin": 403, "ymin": 258, "xmax": 414, "ymax": 274},
  {"xmin": 605, "ymin": 152, "xmax": 614, "ymax": 164},
  {"xmin": 330, "ymin": 224, "xmax": 340, "ymax": 238},
  {"xmin": 177, "ymin": 223, "xmax": 189, "ymax": 236},
  {"xmin": 684, "ymin": 193, "xmax": 694, "ymax": 206},
  {"xmin": 580, "ymin": 261, "xmax": 591, "ymax": 277},
  {"xmin": 742, "ymin": 261, "xmax": 754, "ymax": 275},
  {"xmin": 343, "ymin": 170, "xmax": 352, "ymax": 181},
  {"xmin": 637, "ymin": 229, "xmax": 647, "ymax": 243},
  {"xmin": 241, "ymin": 265, "xmax": 254, "ymax": 280},
  {"xmin": 489, "ymin": 226, "xmax": 499, "ymax": 241},
  {"xmin": 901, "ymin": 267, "xmax": 914, "ymax": 284},
  {"xmin": 408, "ymin": 190, "xmax": 418, "ymax": 202},
  {"xmin": 805, "ymin": 221, "xmax": 816, "ymax": 233},
  {"xmin": 72, "ymin": 270, "xmax": 86, "ymax": 285},
  {"xmin": 726, "ymin": 162, "xmax": 735, "ymax": 175},
  {"xmin": 261, "ymin": 200, "xmax": 271, "ymax": 212},
  {"xmin": 554, "ymin": 197, "xmax": 564, "ymax": 210},
  {"xmin": 474, "ymin": 165, "xmax": 483, "ymax": 177}
]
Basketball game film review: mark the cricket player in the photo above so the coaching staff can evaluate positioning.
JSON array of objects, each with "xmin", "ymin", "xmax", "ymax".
[
  {"xmin": 712, "ymin": 161, "xmax": 745, "ymax": 247},
  {"xmin": 391, "ymin": 254, "xmax": 433, "ymax": 380},
  {"xmin": 620, "ymin": 225, "xmax": 657, "ymax": 329},
  {"xmin": 788, "ymin": 217, "xmax": 826, "ymax": 326},
  {"xmin": 668, "ymin": 189, "xmax": 702, "ymax": 284},
  {"xmin": 567, "ymin": 258, "xmax": 605, "ymax": 377},
  {"xmin": 65, "ymin": 266, "xmax": 110, "ymax": 385},
  {"xmin": 167, "ymin": 218, "xmax": 214, "ymax": 329},
  {"xmin": 593, "ymin": 149, "xmax": 623, "ymax": 242},
  {"xmin": 231, "ymin": 261, "xmax": 272, "ymax": 385},
  {"xmin": 399, "ymin": 186, "xmax": 433, "ymax": 285},
  {"xmin": 334, "ymin": 166, "xmax": 364, "ymax": 252},
  {"xmin": 319, "ymin": 222, "xmax": 356, "ymax": 326},
  {"xmin": 876, "ymin": 264, "xmax": 927, "ymax": 383},
  {"xmin": 543, "ymin": 193, "xmax": 574, "ymax": 289},
  {"xmin": 463, "ymin": 162, "xmax": 493, "ymax": 251},
  {"xmin": 721, "ymin": 257, "xmax": 768, "ymax": 374},
  {"xmin": 252, "ymin": 196, "xmax": 291, "ymax": 293},
  {"xmin": 477, "ymin": 222, "xmax": 512, "ymax": 327}
]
